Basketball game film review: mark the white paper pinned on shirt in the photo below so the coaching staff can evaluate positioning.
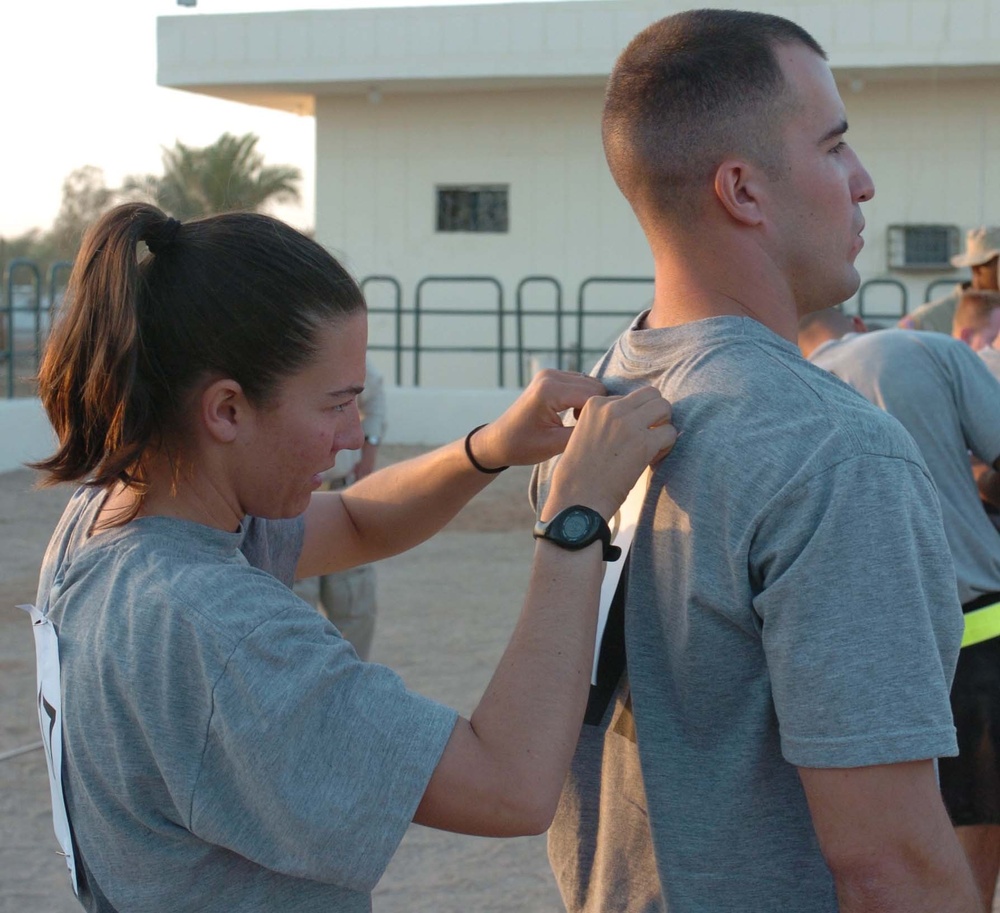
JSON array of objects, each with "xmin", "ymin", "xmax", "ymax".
[
  {"xmin": 19, "ymin": 603, "xmax": 79, "ymax": 896},
  {"xmin": 592, "ymin": 466, "xmax": 651, "ymax": 685}
]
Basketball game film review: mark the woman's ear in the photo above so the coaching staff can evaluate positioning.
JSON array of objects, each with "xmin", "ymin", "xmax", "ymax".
[
  {"xmin": 713, "ymin": 159, "xmax": 766, "ymax": 227},
  {"xmin": 200, "ymin": 378, "xmax": 248, "ymax": 444}
]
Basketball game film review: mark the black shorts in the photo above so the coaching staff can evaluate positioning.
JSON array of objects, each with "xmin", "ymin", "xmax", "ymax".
[{"xmin": 939, "ymin": 592, "xmax": 1000, "ymax": 827}]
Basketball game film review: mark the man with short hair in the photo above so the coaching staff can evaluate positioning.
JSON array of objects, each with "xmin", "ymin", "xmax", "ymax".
[
  {"xmin": 532, "ymin": 9, "xmax": 978, "ymax": 912},
  {"xmin": 951, "ymin": 289, "xmax": 1000, "ymax": 385},
  {"xmin": 952, "ymin": 289, "xmax": 1000, "ymax": 352},
  {"xmin": 801, "ymin": 308, "xmax": 1000, "ymax": 911},
  {"xmin": 900, "ymin": 227, "xmax": 1000, "ymax": 333}
]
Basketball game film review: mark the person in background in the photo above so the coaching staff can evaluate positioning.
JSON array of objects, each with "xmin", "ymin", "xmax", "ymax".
[
  {"xmin": 295, "ymin": 355, "xmax": 386, "ymax": 659},
  {"xmin": 899, "ymin": 227, "xmax": 1000, "ymax": 333},
  {"xmin": 949, "ymin": 289, "xmax": 1000, "ymax": 531},
  {"xmin": 950, "ymin": 289, "xmax": 1000, "ymax": 385},
  {"xmin": 532, "ymin": 9, "xmax": 978, "ymax": 912},
  {"xmin": 25, "ymin": 202, "xmax": 676, "ymax": 912},
  {"xmin": 952, "ymin": 290, "xmax": 1000, "ymax": 352},
  {"xmin": 801, "ymin": 307, "xmax": 1000, "ymax": 911}
]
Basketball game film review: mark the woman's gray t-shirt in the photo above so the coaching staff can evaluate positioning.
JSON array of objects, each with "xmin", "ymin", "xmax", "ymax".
[{"xmin": 37, "ymin": 487, "xmax": 457, "ymax": 912}]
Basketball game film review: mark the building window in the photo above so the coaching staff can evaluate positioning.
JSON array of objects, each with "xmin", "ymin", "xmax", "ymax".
[
  {"xmin": 436, "ymin": 185, "xmax": 509, "ymax": 233},
  {"xmin": 886, "ymin": 224, "xmax": 960, "ymax": 270}
]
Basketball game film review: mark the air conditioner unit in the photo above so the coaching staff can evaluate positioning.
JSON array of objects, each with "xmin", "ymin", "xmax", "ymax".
[{"xmin": 886, "ymin": 224, "xmax": 960, "ymax": 271}]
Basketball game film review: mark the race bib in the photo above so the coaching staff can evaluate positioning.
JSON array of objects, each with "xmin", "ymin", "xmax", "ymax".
[
  {"xmin": 592, "ymin": 467, "xmax": 650, "ymax": 684},
  {"xmin": 19, "ymin": 603, "xmax": 79, "ymax": 895}
]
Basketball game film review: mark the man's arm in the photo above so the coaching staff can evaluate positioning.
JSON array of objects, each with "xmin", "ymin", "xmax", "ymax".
[{"xmin": 799, "ymin": 761, "xmax": 981, "ymax": 912}]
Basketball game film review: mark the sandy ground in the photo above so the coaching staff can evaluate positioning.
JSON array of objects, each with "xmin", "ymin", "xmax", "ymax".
[{"xmin": 0, "ymin": 446, "xmax": 562, "ymax": 913}]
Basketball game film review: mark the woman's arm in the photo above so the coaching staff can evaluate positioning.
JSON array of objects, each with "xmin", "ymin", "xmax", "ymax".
[
  {"xmin": 412, "ymin": 387, "xmax": 676, "ymax": 835},
  {"xmin": 297, "ymin": 370, "xmax": 614, "ymax": 579}
]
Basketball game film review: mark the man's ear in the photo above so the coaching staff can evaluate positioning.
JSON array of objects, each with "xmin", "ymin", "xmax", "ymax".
[
  {"xmin": 200, "ymin": 377, "xmax": 248, "ymax": 444},
  {"xmin": 713, "ymin": 159, "xmax": 766, "ymax": 227},
  {"xmin": 851, "ymin": 315, "xmax": 869, "ymax": 334}
]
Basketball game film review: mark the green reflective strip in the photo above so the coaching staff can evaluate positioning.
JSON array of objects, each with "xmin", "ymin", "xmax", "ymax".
[{"xmin": 962, "ymin": 601, "xmax": 1000, "ymax": 648}]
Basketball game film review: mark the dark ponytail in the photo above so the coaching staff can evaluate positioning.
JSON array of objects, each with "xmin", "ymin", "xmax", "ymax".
[
  {"xmin": 33, "ymin": 204, "xmax": 163, "ymax": 489},
  {"xmin": 32, "ymin": 202, "xmax": 365, "ymax": 495}
]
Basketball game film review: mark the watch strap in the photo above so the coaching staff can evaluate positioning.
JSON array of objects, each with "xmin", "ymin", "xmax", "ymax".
[{"xmin": 533, "ymin": 506, "xmax": 622, "ymax": 562}]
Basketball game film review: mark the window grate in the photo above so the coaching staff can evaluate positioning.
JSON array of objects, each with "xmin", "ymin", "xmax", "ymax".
[
  {"xmin": 436, "ymin": 185, "xmax": 509, "ymax": 233},
  {"xmin": 886, "ymin": 224, "xmax": 959, "ymax": 271}
]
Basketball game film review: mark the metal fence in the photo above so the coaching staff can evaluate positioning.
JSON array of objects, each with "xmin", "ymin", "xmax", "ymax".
[
  {"xmin": 0, "ymin": 266, "xmax": 652, "ymax": 397},
  {"xmin": 856, "ymin": 275, "xmax": 959, "ymax": 323},
  {"xmin": 1, "ymin": 261, "xmax": 961, "ymax": 398},
  {"xmin": 1, "ymin": 259, "xmax": 72, "ymax": 399}
]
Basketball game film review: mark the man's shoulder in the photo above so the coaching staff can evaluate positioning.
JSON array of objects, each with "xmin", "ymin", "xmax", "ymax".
[
  {"xmin": 829, "ymin": 327, "xmax": 979, "ymax": 379},
  {"xmin": 899, "ymin": 286, "xmax": 962, "ymax": 332},
  {"xmin": 699, "ymin": 336, "xmax": 920, "ymax": 474}
]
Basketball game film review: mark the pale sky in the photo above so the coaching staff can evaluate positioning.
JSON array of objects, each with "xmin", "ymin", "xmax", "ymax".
[{"xmin": 0, "ymin": 0, "xmax": 578, "ymax": 238}]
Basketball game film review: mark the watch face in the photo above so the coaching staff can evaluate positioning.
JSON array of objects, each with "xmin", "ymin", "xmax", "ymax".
[{"xmin": 561, "ymin": 508, "xmax": 596, "ymax": 543}]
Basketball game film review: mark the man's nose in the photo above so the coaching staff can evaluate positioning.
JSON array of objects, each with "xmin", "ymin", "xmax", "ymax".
[{"xmin": 852, "ymin": 151, "xmax": 875, "ymax": 203}]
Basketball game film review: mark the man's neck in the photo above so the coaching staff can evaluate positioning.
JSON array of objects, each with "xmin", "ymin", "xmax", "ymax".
[
  {"xmin": 640, "ymin": 216, "xmax": 803, "ymax": 340},
  {"xmin": 644, "ymin": 258, "xmax": 799, "ymax": 342}
]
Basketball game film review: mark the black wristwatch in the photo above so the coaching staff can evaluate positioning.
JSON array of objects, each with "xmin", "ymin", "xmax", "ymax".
[{"xmin": 533, "ymin": 506, "xmax": 622, "ymax": 562}]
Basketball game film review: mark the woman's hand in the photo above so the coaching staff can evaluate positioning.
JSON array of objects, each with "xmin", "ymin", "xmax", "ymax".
[
  {"xmin": 466, "ymin": 370, "xmax": 616, "ymax": 470},
  {"xmin": 546, "ymin": 386, "xmax": 677, "ymax": 521}
]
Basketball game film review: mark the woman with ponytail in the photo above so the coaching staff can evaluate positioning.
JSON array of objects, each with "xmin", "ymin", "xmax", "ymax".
[{"xmin": 28, "ymin": 203, "xmax": 676, "ymax": 911}]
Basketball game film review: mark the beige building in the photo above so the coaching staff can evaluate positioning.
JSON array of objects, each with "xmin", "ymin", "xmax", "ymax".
[{"xmin": 158, "ymin": 0, "xmax": 1000, "ymax": 386}]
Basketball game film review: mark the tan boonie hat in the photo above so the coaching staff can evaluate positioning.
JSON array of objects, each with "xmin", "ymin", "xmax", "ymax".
[{"xmin": 951, "ymin": 227, "xmax": 1000, "ymax": 268}]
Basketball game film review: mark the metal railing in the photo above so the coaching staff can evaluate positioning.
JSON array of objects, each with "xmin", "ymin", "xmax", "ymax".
[
  {"xmin": 361, "ymin": 273, "xmax": 654, "ymax": 388},
  {"xmin": 857, "ymin": 278, "xmax": 908, "ymax": 322},
  {"xmin": 2, "ymin": 262, "xmax": 966, "ymax": 398},
  {"xmin": 1, "ymin": 260, "xmax": 71, "ymax": 398},
  {"xmin": 924, "ymin": 277, "xmax": 958, "ymax": 303}
]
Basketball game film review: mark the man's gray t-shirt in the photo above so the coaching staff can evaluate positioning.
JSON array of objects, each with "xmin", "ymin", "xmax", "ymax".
[
  {"xmin": 532, "ymin": 315, "xmax": 962, "ymax": 913},
  {"xmin": 37, "ymin": 486, "xmax": 458, "ymax": 912},
  {"xmin": 812, "ymin": 329, "xmax": 1000, "ymax": 605}
]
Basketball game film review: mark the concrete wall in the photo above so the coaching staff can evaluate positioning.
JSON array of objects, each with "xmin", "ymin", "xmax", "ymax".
[
  {"xmin": 315, "ymin": 72, "xmax": 1000, "ymax": 358},
  {"xmin": 0, "ymin": 399, "xmax": 55, "ymax": 476},
  {"xmin": 315, "ymin": 85, "xmax": 650, "ymax": 386},
  {"xmin": 158, "ymin": 0, "xmax": 1000, "ymax": 368},
  {"xmin": 0, "ymin": 388, "xmax": 522, "ymax": 476},
  {"xmin": 845, "ymin": 74, "xmax": 1000, "ymax": 315}
]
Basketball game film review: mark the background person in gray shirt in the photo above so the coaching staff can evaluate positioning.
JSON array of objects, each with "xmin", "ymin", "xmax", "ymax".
[
  {"xmin": 801, "ymin": 308, "xmax": 1000, "ymax": 910},
  {"xmin": 950, "ymin": 288, "xmax": 1000, "ymax": 387},
  {"xmin": 26, "ymin": 202, "xmax": 676, "ymax": 912}
]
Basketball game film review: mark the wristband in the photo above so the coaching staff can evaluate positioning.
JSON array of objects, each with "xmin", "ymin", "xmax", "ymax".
[{"xmin": 464, "ymin": 424, "xmax": 509, "ymax": 474}]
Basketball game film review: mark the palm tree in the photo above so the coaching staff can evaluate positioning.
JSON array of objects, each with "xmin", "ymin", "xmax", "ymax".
[{"xmin": 124, "ymin": 132, "xmax": 301, "ymax": 220}]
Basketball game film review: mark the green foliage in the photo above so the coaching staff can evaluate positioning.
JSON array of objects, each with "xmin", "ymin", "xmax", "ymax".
[
  {"xmin": 1, "ymin": 166, "xmax": 116, "ymax": 280},
  {"xmin": 50, "ymin": 166, "xmax": 119, "ymax": 261},
  {"xmin": 2, "ymin": 134, "xmax": 301, "ymax": 282},
  {"xmin": 123, "ymin": 132, "xmax": 301, "ymax": 220}
]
